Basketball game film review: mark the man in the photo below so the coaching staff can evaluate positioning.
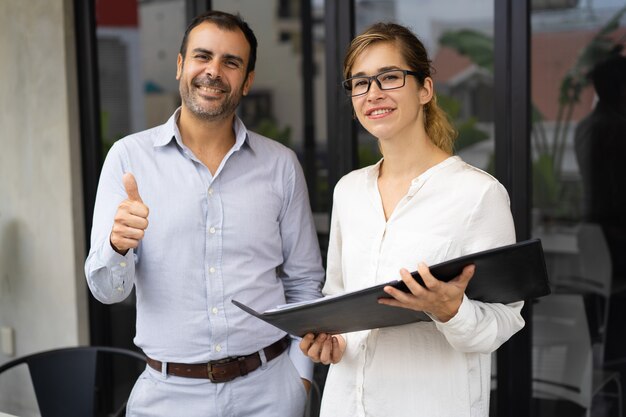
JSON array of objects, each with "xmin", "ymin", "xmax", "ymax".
[
  {"xmin": 85, "ymin": 11, "xmax": 324, "ymax": 417},
  {"xmin": 574, "ymin": 55, "xmax": 626, "ymax": 279}
]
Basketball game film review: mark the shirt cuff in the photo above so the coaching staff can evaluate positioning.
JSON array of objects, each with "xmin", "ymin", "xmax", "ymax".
[
  {"xmin": 432, "ymin": 294, "xmax": 476, "ymax": 335},
  {"xmin": 287, "ymin": 337, "xmax": 314, "ymax": 381},
  {"xmin": 100, "ymin": 240, "xmax": 134, "ymax": 268},
  {"xmin": 99, "ymin": 242, "xmax": 135, "ymax": 294}
]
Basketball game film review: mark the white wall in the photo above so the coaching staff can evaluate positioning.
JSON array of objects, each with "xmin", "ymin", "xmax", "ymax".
[{"xmin": 0, "ymin": 0, "xmax": 88, "ymax": 415}]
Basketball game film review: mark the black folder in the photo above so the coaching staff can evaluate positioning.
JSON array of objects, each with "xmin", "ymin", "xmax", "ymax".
[{"xmin": 232, "ymin": 239, "xmax": 550, "ymax": 336}]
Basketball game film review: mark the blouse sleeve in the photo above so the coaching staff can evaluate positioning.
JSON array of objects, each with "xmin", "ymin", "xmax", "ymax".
[
  {"xmin": 434, "ymin": 181, "xmax": 525, "ymax": 354},
  {"xmin": 322, "ymin": 186, "xmax": 345, "ymax": 297}
]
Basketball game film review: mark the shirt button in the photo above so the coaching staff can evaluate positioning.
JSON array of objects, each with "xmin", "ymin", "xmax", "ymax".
[
  {"xmin": 209, "ymin": 267, "xmax": 216, "ymax": 273},
  {"xmin": 215, "ymin": 344, "xmax": 222, "ymax": 352},
  {"xmin": 120, "ymin": 262, "xmax": 126, "ymax": 267},
  {"xmin": 360, "ymin": 344, "xmax": 365, "ymax": 350},
  {"xmin": 116, "ymin": 286, "xmax": 124, "ymax": 292},
  {"xmin": 209, "ymin": 227, "xmax": 216, "ymax": 234},
  {"xmin": 212, "ymin": 307, "xmax": 218, "ymax": 315},
  {"xmin": 208, "ymin": 188, "xmax": 214, "ymax": 195}
]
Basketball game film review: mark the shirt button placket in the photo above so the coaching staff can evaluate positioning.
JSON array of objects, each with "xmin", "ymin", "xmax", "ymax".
[
  {"xmin": 356, "ymin": 344, "xmax": 366, "ymax": 416},
  {"xmin": 206, "ymin": 183, "xmax": 224, "ymax": 354}
]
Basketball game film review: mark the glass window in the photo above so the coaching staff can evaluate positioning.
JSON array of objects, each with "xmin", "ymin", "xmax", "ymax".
[
  {"xmin": 97, "ymin": 0, "xmax": 185, "ymax": 156},
  {"xmin": 530, "ymin": 2, "xmax": 626, "ymax": 415}
]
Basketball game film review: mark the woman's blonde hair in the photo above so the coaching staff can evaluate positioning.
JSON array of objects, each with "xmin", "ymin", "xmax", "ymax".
[{"xmin": 343, "ymin": 22, "xmax": 457, "ymax": 154}]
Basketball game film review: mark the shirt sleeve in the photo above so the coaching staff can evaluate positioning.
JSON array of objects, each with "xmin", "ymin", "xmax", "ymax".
[
  {"xmin": 277, "ymin": 151, "xmax": 325, "ymax": 306},
  {"xmin": 433, "ymin": 181, "xmax": 526, "ymax": 354},
  {"xmin": 84, "ymin": 141, "xmax": 137, "ymax": 304},
  {"xmin": 277, "ymin": 152, "xmax": 325, "ymax": 380},
  {"xmin": 288, "ymin": 336, "xmax": 315, "ymax": 382},
  {"xmin": 322, "ymin": 187, "xmax": 344, "ymax": 297}
]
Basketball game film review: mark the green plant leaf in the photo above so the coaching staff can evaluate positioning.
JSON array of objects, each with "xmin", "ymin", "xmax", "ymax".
[{"xmin": 439, "ymin": 29, "xmax": 494, "ymax": 72}]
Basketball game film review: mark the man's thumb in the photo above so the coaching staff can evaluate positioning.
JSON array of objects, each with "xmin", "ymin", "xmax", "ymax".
[{"xmin": 123, "ymin": 172, "xmax": 143, "ymax": 203}]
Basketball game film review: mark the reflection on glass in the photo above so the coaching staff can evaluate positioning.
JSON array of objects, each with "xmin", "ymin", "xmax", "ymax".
[
  {"xmin": 531, "ymin": 2, "xmax": 626, "ymax": 416},
  {"xmin": 139, "ymin": 0, "xmax": 185, "ymax": 133},
  {"xmin": 96, "ymin": 0, "xmax": 185, "ymax": 157}
]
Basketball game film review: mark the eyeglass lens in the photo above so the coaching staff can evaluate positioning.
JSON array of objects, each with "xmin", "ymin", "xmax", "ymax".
[{"xmin": 348, "ymin": 70, "xmax": 406, "ymax": 97}]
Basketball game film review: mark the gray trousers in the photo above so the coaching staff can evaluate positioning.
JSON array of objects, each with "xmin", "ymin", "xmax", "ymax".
[{"xmin": 126, "ymin": 352, "xmax": 307, "ymax": 417}]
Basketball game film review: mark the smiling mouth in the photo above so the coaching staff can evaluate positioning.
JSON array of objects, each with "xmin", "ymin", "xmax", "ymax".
[
  {"xmin": 366, "ymin": 108, "xmax": 394, "ymax": 117},
  {"xmin": 197, "ymin": 85, "xmax": 226, "ymax": 95}
]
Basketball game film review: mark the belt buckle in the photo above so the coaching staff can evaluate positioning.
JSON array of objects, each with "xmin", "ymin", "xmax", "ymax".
[
  {"xmin": 207, "ymin": 363, "xmax": 219, "ymax": 382},
  {"xmin": 208, "ymin": 362, "xmax": 230, "ymax": 383},
  {"xmin": 207, "ymin": 356, "xmax": 248, "ymax": 383},
  {"xmin": 207, "ymin": 358, "xmax": 238, "ymax": 383}
]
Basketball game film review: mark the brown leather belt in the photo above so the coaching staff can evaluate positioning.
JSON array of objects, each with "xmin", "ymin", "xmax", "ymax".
[{"xmin": 146, "ymin": 335, "xmax": 290, "ymax": 383}]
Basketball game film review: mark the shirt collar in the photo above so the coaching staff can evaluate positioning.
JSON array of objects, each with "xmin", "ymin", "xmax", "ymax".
[
  {"xmin": 153, "ymin": 107, "xmax": 252, "ymax": 151},
  {"xmin": 364, "ymin": 155, "xmax": 460, "ymax": 192},
  {"xmin": 232, "ymin": 114, "xmax": 252, "ymax": 152},
  {"xmin": 365, "ymin": 158, "xmax": 384, "ymax": 181},
  {"xmin": 153, "ymin": 108, "xmax": 181, "ymax": 148}
]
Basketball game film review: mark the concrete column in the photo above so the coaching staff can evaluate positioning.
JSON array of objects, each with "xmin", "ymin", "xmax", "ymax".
[{"xmin": 0, "ymin": 0, "xmax": 88, "ymax": 414}]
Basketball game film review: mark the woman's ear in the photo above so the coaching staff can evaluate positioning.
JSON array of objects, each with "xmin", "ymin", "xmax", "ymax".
[{"xmin": 419, "ymin": 77, "xmax": 434, "ymax": 105}]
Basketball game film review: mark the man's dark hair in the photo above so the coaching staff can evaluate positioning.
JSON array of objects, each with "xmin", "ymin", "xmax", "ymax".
[{"xmin": 179, "ymin": 10, "xmax": 258, "ymax": 76}]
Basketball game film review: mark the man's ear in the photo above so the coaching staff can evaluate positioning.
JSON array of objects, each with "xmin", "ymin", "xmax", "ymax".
[
  {"xmin": 176, "ymin": 53, "xmax": 183, "ymax": 80},
  {"xmin": 419, "ymin": 77, "xmax": 434, "ymax": 105},
  {"xmin": 242, "ymin": 71, "xmax": 256, "ymax": 96}
]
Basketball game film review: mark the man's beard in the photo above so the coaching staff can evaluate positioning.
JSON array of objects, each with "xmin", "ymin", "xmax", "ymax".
[{"xmin": 180, "ymin": 74, "xmax": 244, "ymax": 121}]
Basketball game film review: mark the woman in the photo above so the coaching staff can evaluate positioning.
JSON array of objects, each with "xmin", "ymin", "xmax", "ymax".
[{"xmin": 300, "ymin": 22, "xmax": 525, "ymax": 417}]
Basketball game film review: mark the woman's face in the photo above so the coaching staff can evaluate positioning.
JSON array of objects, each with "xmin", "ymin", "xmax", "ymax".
[{"xmin": 349, "ymin": 41, "xmax": 431, "ymax": 141}]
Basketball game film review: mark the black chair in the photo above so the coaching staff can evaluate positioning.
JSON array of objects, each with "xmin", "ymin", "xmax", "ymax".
[
  {"xmin": 0, "ymin": 346, "xmax": 146, "ymax": 417},
  {"xmin": 532, "ymin": 294, "xmax": 623, "ymax": 417}
]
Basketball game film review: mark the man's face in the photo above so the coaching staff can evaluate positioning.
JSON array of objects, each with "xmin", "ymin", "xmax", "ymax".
[{"xmin": 176, "ymin": 22, "xmax": 255, "ymax": 121}]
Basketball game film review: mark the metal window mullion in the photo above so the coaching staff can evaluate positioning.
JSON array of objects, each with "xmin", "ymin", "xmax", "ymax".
[
  {"xmin": 494, "ymin": 1, "xmax": 532, "ymax": 416},
  {"xmin": 187, "ymin": 0, "xmax": 212, "ymax": 22},
  {"xmin": 325, "ymin": 0, "xmax": 356, "ymax": 206}
]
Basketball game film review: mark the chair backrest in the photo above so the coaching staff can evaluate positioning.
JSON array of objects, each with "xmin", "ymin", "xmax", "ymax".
[
  {"xmin": 577, "ymin": 223, "xmax": 613, "ymax": 298},
  {"xmin": 0, "ymin": 346, "xmax": 145, "ymax": 417},
  {"xmin": 533, "ymin": 294, "xmax": 593, "ymax": 408}
]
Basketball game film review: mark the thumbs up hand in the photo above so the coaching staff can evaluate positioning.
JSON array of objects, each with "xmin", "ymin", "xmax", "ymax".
[{"xmin": 110, "ymin": 173, "xmax": 150, "ymax": 255}]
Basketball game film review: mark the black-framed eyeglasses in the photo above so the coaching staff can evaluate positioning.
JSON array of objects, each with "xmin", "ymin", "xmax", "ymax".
[{"xmin": 342, "ymin": 69, "xmax": 421, "ymax": 97}]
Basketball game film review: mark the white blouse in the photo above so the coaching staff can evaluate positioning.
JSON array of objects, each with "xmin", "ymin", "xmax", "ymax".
[{"xmin": 320, "ymin": 156, "xmax": 525, "ymax": 417}]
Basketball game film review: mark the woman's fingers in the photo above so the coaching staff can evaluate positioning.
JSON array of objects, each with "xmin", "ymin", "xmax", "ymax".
[
  {"xmin": 301, "ymin": 333, "xmax": 328, "ymax": 362},
  {"xmin": 319, "ymin": 336, "xmax": 334, "ymax": 364},
  {"xmin": 299, "ymin": 333, "xmax": 315, "ymax": 355}
]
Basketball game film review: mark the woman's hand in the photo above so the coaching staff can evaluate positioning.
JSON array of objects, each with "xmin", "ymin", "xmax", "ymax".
[
  {"xmin": 378, "ymin": 263, "xmax": 475, "ymax": 322},
  {"xmin": 299, "ymin": 333, "xmax": 346, "ymax": 365}
]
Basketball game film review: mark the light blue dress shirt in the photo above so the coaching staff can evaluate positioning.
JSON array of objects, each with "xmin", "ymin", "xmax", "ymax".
[{"xmin": 85, "ymin": 109, "xmax": 324, "ymax": 383}]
